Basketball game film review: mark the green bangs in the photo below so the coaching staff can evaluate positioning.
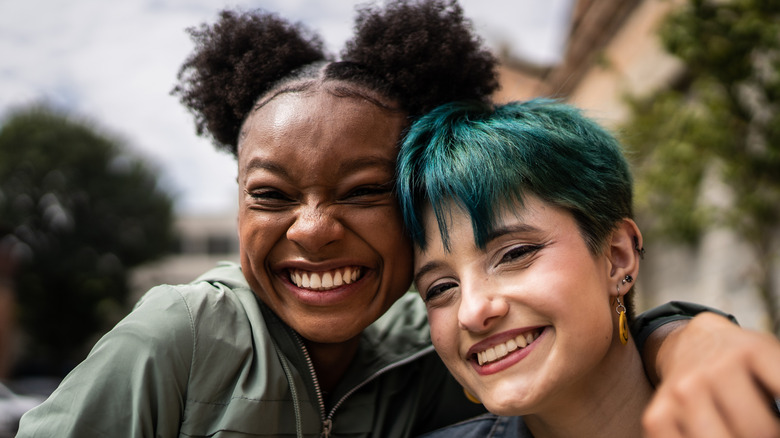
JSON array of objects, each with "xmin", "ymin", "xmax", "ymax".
[{"xmin": 397, "ymin": 99, "xmax": 633, "ymax": 253}]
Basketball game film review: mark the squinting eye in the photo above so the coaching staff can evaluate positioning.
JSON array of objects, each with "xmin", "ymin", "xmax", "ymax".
[
  {"xmin": 500, "ymin": 244, "xmax": 543, "ymax": 264},
  {"xmin": 244, "ymin": 188, "xmax": 295, "ymax": 208},
  {"xmin": 424, "ymin": 281, "xmax": 457, "ymax": 302},
  {"xmin": 348, "ymin": 188, "xmax": 383, "ymax": 198},
  {"xmin": 344, "ymin": 185, "xmax": 392, "ymax": 199}
]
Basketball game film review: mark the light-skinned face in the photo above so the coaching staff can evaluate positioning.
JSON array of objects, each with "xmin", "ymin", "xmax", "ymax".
[
  {"xmin": 414, "ymin": 196, "xmax": 630, "ymax": 416},
  {"xmin": 237, "ymin": 88, "xmax": 414, "ymax": 346}
]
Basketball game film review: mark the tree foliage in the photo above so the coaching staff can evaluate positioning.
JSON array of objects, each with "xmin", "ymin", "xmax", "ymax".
[
  {"xmin": 0, "ymin": 104, "xmax": 175, "ymax": 376},
  {"xmin": 621, "ymin": 0, "xmax": 780, "ymax": 334}
]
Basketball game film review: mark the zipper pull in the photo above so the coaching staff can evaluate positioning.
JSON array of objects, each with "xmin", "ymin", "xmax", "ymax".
[{"xmin": 320, "ymin": 418, "xmax": 333, "ymax": 438}]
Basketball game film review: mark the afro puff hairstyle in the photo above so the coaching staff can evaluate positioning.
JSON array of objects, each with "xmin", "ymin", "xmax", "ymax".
[{"xmin": 172, "ymin": 0, "xmax": 499, "ymax": 156}]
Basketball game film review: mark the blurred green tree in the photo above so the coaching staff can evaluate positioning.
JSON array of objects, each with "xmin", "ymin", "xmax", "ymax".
[
  {"xmin": 621, "ymin": 0, "xmax": 780, "ymax": 335},
  {"xmin": 0, "ymin": 104, "xmax": 175, "ymax": 376}
]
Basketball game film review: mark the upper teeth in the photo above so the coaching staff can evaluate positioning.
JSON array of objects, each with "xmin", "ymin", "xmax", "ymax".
[
  {"xmin": 476, "ymin": 330, "xmax": 541, "ymax": 366},
  {"xmin": 290, "ymin": 267, "xmax": 361, "ymax": 290}
]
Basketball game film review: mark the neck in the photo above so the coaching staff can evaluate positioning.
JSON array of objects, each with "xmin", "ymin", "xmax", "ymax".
[
  {"xmin": 304, "ymin": 336, "xmax": 361, "ymax": 394},
  {"xmin": 524, "ymin": 338, "xmax": 653, "ymax": 438}
]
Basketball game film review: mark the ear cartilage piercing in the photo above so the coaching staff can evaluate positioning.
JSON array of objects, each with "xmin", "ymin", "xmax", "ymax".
[{"xmin": 633, "ymin": 236, "xmax": 645, "ymax": 260}]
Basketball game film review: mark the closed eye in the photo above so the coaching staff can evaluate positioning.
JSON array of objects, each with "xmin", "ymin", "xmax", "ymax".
[
  {"xmin": 244, "ymin": 188, "xmax": 296, "ymax": 209},
  {"xmin": 340, "ymin": 183, "xmax": 394, "ymax": 203}
]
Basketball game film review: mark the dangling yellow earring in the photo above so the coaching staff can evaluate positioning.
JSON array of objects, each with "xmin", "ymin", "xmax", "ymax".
[
  {"xmin": 616, "ymin": 275, "xmax": 632, "ymax": 345},
  {"xmin": 616, "ymin": 294, "xmax": 629, "ymax": 345},
  {"xmin": 463, "ymin": 387, "xmax": 481, "ymax": 404}
]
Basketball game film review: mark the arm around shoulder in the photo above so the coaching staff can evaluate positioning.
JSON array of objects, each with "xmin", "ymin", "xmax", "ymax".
[{"xmin": 641, "ymin": 311, "xmax": 780, "ymax": 437}]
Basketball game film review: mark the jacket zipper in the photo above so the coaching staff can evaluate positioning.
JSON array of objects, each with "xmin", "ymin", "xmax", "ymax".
[
  {"xmin": 293, "ymin": 333, "xmax": 435, "ymax": 437},
  {"xmin": 293, "ymin": 334, "xmax": 330, "ymax": 437}
]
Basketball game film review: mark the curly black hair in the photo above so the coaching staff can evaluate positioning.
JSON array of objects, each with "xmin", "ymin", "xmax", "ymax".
[{"xmin": 172, "ymin": 0, "xmax": 499, "ymax": 156}]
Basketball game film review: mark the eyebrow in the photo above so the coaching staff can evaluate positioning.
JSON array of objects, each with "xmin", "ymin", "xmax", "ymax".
[
  {"xmin": 243, "ymin": 158, "xmax": 291, "ymax": 179},
  {"xmin": 243, "ymin": 156, "xmax": 396, "ymax": 179},
  {"xmin": 413, "ymin": 260, "xmax": 445, "ymax": 287},
  {"xmin": 413, "ymin": 223, "xmax": 542, "ymax": 285},
  {"xmin": 484, "ymin": 223, "xmax": 541, "ymax": 243}
]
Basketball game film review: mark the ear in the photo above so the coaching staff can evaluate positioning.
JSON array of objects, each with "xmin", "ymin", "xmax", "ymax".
[{"xmin": 605, "ymin": 218, "xmax": 642, "ymax": 297}]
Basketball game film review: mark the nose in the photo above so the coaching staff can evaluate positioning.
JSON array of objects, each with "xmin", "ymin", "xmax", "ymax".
[
  {"xmin": 286, "ymin": 205, "xmax": 345, "ymax": 253},
  {"xmin": 457, "ymin": 281, "xmax": 508, "ymax": 333}
]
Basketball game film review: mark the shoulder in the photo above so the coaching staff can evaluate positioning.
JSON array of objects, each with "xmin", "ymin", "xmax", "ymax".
[
  {"xmin": 418, "ymin": 414, "xmax": 528, "ymax": 438},
  {"xmin": 131, "ymin": 262, "xmax": 257, "ymax": 334}
]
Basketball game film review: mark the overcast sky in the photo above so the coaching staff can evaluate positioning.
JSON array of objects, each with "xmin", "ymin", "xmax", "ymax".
[{"xmin": 0, "ymin": 0, "xmax": 573, "ymax": 215}]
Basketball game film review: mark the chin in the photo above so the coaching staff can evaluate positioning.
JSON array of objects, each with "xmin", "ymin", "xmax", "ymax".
[
  {"xmin": 298, "ymin": 318, "xmax": 367, "ymax": 344},
  {"xmin": 481, "ymin": 388, "xmax": 534, "ymax": 417}
]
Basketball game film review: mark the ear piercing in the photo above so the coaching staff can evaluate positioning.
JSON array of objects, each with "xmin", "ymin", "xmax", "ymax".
[{"xmin": 634, "ymin": 236, "xmax": 645, "ymax": 259}]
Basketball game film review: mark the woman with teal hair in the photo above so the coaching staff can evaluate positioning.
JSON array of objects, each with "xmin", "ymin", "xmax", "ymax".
[{"xmin": 397, "ymin": 99, "xmax": 780, "ymax": 437}]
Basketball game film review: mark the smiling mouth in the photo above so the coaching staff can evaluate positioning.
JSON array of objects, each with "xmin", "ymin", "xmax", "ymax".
[
  {"xmin": 473, "ymin": 328, "xmax": 543, "ymax": 366},
  {"xmin": 289, "ymin": 267, "xmax": 362, "ymax": 291}
]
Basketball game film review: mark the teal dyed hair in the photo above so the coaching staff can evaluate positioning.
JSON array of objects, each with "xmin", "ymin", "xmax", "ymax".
[{"xmin": 396, "ymin": 99, "xmax": 634, "ymax": 254}]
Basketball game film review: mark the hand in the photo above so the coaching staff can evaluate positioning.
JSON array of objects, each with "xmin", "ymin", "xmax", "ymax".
[{"xmin": 642, "ymin": 312, "xmax": 780, "ymax": 438}]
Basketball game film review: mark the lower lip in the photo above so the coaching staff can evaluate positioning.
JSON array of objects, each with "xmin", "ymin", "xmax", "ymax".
[
  {"xmin": 471, "ymin": 328, "xmax": 547, "ymax": 376},
  {"xmin": 282, "ymin": 272, "xmax": 368, "ymax": 306}
]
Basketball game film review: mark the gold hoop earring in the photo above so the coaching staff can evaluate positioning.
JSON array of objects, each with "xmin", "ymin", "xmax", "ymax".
[
  {"xmin": 615, "ymin": 285, "xmax": 628, "ymax": 345},
  {"xmin": 463, "ymin": 387, "xmax": 481, "ymax": 404}
]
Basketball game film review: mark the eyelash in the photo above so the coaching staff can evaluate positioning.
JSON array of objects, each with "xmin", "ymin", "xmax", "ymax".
[
  {"xmin": 424, "ymin": 281, "xmax": 457, "ymax": 303},
  {"xmin": 244, "ymin": 189, "xmax": 294, "ymax": 209},
  {"xmin": 245, "ymin": 182, "xmax": 392, "ymax": 205},
  {"xmin": 345, "ymin": 184, "xmax": 392, "ymax": 199},
  {"xmin": 499, "ymin": 244, "xmax": 543, "ymax": 265}
]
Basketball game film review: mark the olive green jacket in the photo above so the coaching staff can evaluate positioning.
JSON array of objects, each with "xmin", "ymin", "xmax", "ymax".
[{"xmin": 17, "ymin": 262, "xmax": 484, "ymax": 437}]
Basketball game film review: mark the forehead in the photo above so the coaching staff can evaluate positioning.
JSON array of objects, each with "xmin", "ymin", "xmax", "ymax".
[{"xmin": 237, "ymin": 91, "xmax": 406, "ymax": 176}]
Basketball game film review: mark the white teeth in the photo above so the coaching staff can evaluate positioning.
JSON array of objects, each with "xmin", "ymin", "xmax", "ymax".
[
  {"xmin": 321, "ymin": 272, "xmax": 333, "ymax": 288},
  {"xmin": 475, "ymin": 329, "xmax": 541, "ymax": 366},
  {"xmin": 290, "ymin": 267, "xmax": 361, "ymax": 290},
  {"xmin": 344, "ymin": 267, "xmax": 352, "ymax": 283},
  {"xmin": 302, "ymin": 272, "xmax": 310, "ymax": 288},
  {"xmin": 310, "ymin": 273, "xmax": 321, "ymax": 288}
]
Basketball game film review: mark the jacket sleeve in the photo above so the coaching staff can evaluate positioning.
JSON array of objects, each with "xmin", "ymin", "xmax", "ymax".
[
  {"xmin": 631, "ymin": 301, "xmax": 738, "ymax": 353},
  {"xmin": 16, "ymin": 285, "xmax": 194, "ymax": 438}
]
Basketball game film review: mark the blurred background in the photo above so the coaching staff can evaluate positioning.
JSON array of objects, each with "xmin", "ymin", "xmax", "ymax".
[{"xmin": 1, "ymin": 0, "xmax": 779, "ymax": 427}]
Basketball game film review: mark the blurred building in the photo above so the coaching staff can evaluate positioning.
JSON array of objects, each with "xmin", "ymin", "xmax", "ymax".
[
  {"xmin": 495, "ymin": 0, "xmax": 775, "ymax": 331},
  {"xmin": 130, "ymin": 210, "xmax": 239, "ymax": 303}
]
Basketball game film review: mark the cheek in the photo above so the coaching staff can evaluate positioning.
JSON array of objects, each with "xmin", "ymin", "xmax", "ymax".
[
  {"xmin": 428, "ymin": 310, "xmax": 459, "ymax": 359},
  {"xmin": 354, "ymin": 207, "xmax": 414, "ymax": 267},
  {"xmin": 238, "ymin": 213, "xmax": 287, "ymax": 256}
]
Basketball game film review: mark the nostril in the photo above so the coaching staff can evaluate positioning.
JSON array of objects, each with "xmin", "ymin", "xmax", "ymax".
[{"xmin": 286, "ymin": 211, "xmax": 345, "ymax": 251}]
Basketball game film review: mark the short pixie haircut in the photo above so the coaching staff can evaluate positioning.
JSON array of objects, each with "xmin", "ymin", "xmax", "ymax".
[{"xmin": 396, "ymin": 99, "xmax": 634, "ymax": 255}]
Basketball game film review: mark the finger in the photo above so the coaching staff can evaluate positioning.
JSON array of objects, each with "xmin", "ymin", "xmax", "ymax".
[
  {"xmin": 650, "ymin": 373, "xmax": 734, "ymax": 438},
  {"xmin": 677, "ymin": 389, "xmax": 733, "ymax": 438},
  {"xmin": 643, "ymin": 392, "xmax": 685, "ymax": 438},
  {"xmin": 746, "ymin": 332, "xmax": 780, "ymax": 398},
  {"xmin": 709, "ymin": 355, "xmax": 780, "ymax": 437}
]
